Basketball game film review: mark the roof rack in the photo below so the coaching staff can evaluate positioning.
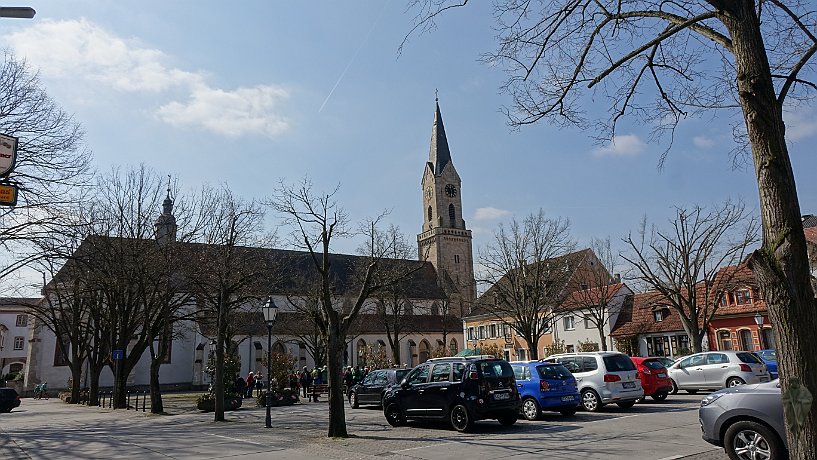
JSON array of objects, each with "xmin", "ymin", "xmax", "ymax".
[{"xmin": 426, "ymin": 355, "xmax": 499, "ymax": 362}]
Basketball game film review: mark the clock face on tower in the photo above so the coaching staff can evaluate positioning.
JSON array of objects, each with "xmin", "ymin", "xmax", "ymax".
[{"xmin": 445, "ymin": 184, "xmax": 458, "ymax": 197}]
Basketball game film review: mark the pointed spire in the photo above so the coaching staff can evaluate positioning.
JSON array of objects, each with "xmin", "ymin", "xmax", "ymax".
[
  {"xmin": 162, "ymin": 175, "xmax": 173, "ymax": 215},
  {"xmin": 429, "ymin": 95, "xmax": 452, "ymax": 176},
  {"xmin": 156, "ymin": 174, "xmax": 177, "ymax": 243}
]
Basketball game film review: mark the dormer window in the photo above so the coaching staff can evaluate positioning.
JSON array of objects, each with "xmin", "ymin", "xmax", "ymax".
[
  {"xmin": 735, "ymin": 289, "xmax": 752, "ymax": 305},
  {"xmin": 653, "ymin": 307, "xmax": 670, "ymax": 322}
]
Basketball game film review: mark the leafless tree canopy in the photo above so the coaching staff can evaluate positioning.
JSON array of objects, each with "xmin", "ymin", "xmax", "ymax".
[
  {"xmin": 622, "ymin": 201, "xmax": 759, "ymax": 351},
  {"xmin": 478, "ymin": 210, "xmax": 576, "ymax": 359},
  {"xmin": 0, "ymin": 53, "xmax": 92, "ymax": 281}
]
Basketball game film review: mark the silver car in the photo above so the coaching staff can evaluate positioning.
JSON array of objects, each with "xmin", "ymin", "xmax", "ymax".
[
  {"xmin": 699, "ymin": 381, "xmax": 787, "ymax": 460},
  {"xmin": 545, "ymin": 352, "xmax": 643, "ymax": 412},
  {"xmin": 669, "ymin": 351, "xmax": 770, "ymax": 394}
]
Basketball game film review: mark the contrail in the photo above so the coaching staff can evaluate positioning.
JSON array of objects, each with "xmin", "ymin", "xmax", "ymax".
[{"xmin": 318, "ymin": 2, "xmax": 388, "ymax": 113}]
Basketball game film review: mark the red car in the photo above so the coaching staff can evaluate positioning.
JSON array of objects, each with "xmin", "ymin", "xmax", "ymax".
[{"xmin": 630, "ymin": 357, "xmax": 673, "ymax": 401}]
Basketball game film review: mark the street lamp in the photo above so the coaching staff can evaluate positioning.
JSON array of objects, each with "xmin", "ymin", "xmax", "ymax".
[
  {"xmin": 0, "ymin": 7, "xmax": 35, "ymax": 19},
  {"xmin": 262, "ymin": 296, "xmax": 278, "ymax": 429},
  {"xmin": 754, "ymin": 312, "xmax": 764, "ymax": 349}
]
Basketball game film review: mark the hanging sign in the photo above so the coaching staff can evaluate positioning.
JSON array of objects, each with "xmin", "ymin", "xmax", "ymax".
[
  {"xmin": 0, "ymin": 133, "xmax": 18, "ymax": 177},
  {"xmin": 0, "ymin": 183, "xmax": 18, "ymax": 206}
]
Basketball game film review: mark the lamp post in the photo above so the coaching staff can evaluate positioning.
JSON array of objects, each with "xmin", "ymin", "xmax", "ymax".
[
  {"xmin": 0, "ymin": 7, "xmax": 35, "ymax": 19},
  {"xmin": 754, "ymin": 312, "xmax": 765, "ymax": 350},
  {"xmin": 262, "ymin": 296, "xmax": 278, "ymax": 429}
]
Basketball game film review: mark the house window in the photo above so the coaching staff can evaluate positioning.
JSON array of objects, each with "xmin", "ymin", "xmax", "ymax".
[
  {"xmin": 15, "ymin": 314, "xmax": 27, "ymax": 327},
  {"xmin": 13, "ymin": 336, "xmax": 24, "ymax": 350},
  {"xmin": 735, "ymin": 289, "xmax": 752, "ymax": 305},
  {"xmin": 478, "ymin": 325, "xmax": 486, "ymax": 339},
  {"xmin": 563, "ymin": 316, "xmax": 575, "ymax": 331},
  {"xmin": 565, "ymin": 345, "xmax": 575, "ymax": 353},
  {"xmin": 676, "ymin": 334, "xmax": 690, "ymax": 354},
  {"xmin": 718, "ymin": 330, "xmax": 733, "ymax": 351},
  {"xmin": 489, "ymin": 324, "xmax": 497, "ymax": 338},
  {"xmin": 739, "ymin": 329, "xmax": 753, "ymax": 351},
  {"xmin": 467, "ymin": 327, "xmax": 475, "ymax": 341},
  {"xmin": 646, "ymin": 336, "xmax": 668, "ymax": 357},
  {"xmin": 53, "ymin": 333, "xmax": 70, "ymax": 367},
  {"xmin": 518, "ymin": 348, "xmax": 528, "ymax": 361},
  {"xmin": 584, "ymin": 315, "xmax": 593, "ymax": 329},
  {"xmin": 503, "ymin": 349, "xmax": 511, "ymax": 361},
  {"xmin": 653, "ymin": 307, "xmax": 669, "ymax": 322}
]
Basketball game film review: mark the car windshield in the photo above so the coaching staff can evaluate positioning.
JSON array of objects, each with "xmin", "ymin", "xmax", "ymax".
[
  {"xmin": 536, "ymin": 364, "xmax": 572, "ymax": 380},
  {"xmin": 737, "ymin": 352, "xmax": 763, "ymax": 364},
  {"xmin": 478, "ymin": 360, "xmax": 514, "ymax": 378},
  {"xmin": 759, "ymin": 350, "xmax": 777, "ymax": 362},
  {"xmin": 642, "ymin": 360, "xmax": 666, "ymax": 370},
  {"xmin": 603, "ymin": 355, "xmax": 636, "ymax": 371}
]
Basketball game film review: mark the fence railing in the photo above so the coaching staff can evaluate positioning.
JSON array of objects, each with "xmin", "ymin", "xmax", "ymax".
[{"xmin": 95, "ymin": 390, "xmax": 148, "ymax": 412}]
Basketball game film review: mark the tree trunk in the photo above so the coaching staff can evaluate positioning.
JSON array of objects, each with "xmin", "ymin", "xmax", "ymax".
[
  {"xmin": 87, "ymin": 362, "xmax": 103, "ymax": 406},
  {"xmin": 113, "ymin": 364, "xmax": 127, "ymax": 409},
  {"xmin": 214, "ymin": 326, "xmax": 226, "ymax": 422},
  {"xmin": 721, "ymin": 3, "xmax": 817, "ymax": 458},
  {"xmin": 149, "ymin": 349, "xmax": 164, "ymax": 414},
  {"xmin": 69, "ymin": 362, "xmax": 82, "ymax": 404},
  {"xmin": 326, "ymin": 322, "xmax": 348, "ymax": 438},
  {"xmin": 598, "ymin": 328, "xmax": 608, "ymax": 352}
]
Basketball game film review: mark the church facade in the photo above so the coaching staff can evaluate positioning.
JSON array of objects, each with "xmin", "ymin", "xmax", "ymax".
[{"xmin": 21, "ymin": 100, "xmax": 476, "ymax": 392}]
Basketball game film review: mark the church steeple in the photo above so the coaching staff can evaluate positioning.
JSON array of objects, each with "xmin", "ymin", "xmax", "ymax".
[
  {"xmin": 428, "ymin": 97, "xmax": 451, "ymax": 176},
  {"xmin": 155, "ymin": 175, "xmax": 177, "ymax": 244}
]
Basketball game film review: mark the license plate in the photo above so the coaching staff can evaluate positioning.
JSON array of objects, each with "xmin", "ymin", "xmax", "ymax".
[
  {"xmin": 657, "ymin": 373, "xmax": 667, "ymax": 378},
  {"xmin": 623, "ymin": 382, "xmax": 636, "ymax": 389},
  {"xmin": 561, "ymin": 395, "xmax": 574, "ymax": 402},
  {"xmin": 493, "ymin": 392, "xmax": 510, "ymax": 400}
]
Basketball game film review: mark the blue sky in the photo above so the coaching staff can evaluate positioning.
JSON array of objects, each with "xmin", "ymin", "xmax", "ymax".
[{"xmin": 3, "ymin": 1, "xmax": 817, "ymax": 271}]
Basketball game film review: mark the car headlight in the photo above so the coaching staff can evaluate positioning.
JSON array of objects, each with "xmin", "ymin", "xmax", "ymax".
[{"xmin": 700, "ymin": 393, "xmax": 725, "ymax": 407}]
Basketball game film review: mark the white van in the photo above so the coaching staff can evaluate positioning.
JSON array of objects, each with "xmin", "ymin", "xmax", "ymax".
[{"xmin": 544, "ymin": 352, "xmax": 643, "ymax": 412}]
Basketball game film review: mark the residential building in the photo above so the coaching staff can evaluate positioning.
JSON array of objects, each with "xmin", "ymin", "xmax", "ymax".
[
  {"xmin": 0, "ymin": 298, "xmax": 36, "ymax": 378},
  {"xmin": 552, "ymin": 281, "xmax": 632, "ymax": 352}
]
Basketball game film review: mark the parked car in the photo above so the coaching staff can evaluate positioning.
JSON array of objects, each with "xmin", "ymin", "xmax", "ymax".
[
  {"xmin": 543, "ymin": 352, "xmax": 643, "ymax": 412},
  {"xmin": 668, "ymin": 351, "xmax": 770, "ymax": 394},
  {"xmin": 754, "ymin": 349, "xmax": 779, "ymax": 380},
  {"xmin": 0, "ymin": 387, "xmax": 21, "ymax": 413},
  {"xmin": 510, "ymin": 361, "xmax": 580, "ymax": 420},
  {"xmin": 348, "ymin": 368, "xmax": 410, "ymax": 408},
  {"xmin": 699, "ymin": 380, "xmax": 787, "ymax": 460},
  {"xmin": 630, "ymin": 357, "xmax": 674, "ymax": 401},
  {"xmin": 382, "ymin": 356, "xmax": 521, "ymax": 432}
]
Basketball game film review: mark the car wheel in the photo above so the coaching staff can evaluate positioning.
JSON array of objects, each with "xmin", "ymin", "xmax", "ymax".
[
  {"xmin": 685, "ymin": 389, "xmax": 699, "ymax": 394},
  {"xmin": 497, "ymin": 414, "xmax": 517, "ymax": 426},
  {"xmin": 349, "ymin": 391, "xmax": 359, "ymax": 409},
  {"xmin": 559, "ymin": 406, "xmax": 577, "ymax": 416},
  {"xmin": 616, "ymin": 401, "xmax": 636, "ymax": 409},
  {"xmin": 670, "ymin": 379, "xmax": 678, "ymax": 395},
  {"xmin": 724, "ymin": 420, "xmax": 785, "ymax": 460},
  {"xmin": 581, "ymin": 389, "xmax": 603, "ymax": 412},
  {"xmin": 450, "ymin": 404, "xmax": 474, "ymax": 432},
  {"xmin": 384, "ymin": 403, "xmax": 404, "ymax": 427},
  {"xmin": 651, "ymin": 392, "xmax": 668, "ymax": 402},
  {"xmin": 521, "ymin": 398, "xmax": 540, "ymax": 421},
  {"xmin": 727, "ymin": 377, "xmax": 745, "ymax": 388}
]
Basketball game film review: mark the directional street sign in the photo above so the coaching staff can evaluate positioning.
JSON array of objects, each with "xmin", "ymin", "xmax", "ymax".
[
  {"xmin": 0, "ymin": 133, "xmax": 18, "ymax": 177},
  {"xmin": 0, "ymin": 183, "xmax": 17, "ymax": 206},
  {"xmin": 112, "ymin": 349, "xmax": 124, "ymax": 360}
]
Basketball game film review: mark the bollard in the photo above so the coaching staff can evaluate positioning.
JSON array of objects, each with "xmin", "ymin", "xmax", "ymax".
[
  {"xmin": 142, "ymin": 391, "xmax": 147, "ymax": 412},
  {"xmin": 127, "ymin": 391, "xmax": 131, "ymax": 410}
]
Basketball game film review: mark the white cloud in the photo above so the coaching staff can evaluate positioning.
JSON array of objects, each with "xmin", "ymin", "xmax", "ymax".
[
  {"xmin": 693, "ymin": 135, "xmax": 716, "ymax": 148},
  {"xmin": 5, "ymin": 19, "xmax": 290, "ymax": 138},
  {"xmin": 473, "ymin": 207, "xmax": 511, "ymax": 221},
  {"xmin": 592, "ymin": 134, "xmax": 646, "ymax": 157},
  {"xmin": 784, "ymin": 110, "xmax": 817, "ymax": 141}
]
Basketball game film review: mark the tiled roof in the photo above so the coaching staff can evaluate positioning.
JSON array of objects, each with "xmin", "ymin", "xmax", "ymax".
[
  {"xmin": 610, "ymin": 292, "xmax": 692, "ymax": 337},
  {"xmin": 0, "ymin": 297, "xmax": 38, "ymax": 308},
  {"xmin": 803, "ymin": 214, "xmax": 817, "ymax": 229},
  {"xmin": 557, "ymin": 283, "xmax": 626, "ymax": 312}
]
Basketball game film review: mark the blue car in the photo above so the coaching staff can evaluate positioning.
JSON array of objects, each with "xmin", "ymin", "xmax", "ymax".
[
  {"xmin": 510, "ymin": 361, "xmax": 580, "ymax": 420},
  {"xmin": 755, "ymin": 349, "xmax": 778, "ymax": 379}
]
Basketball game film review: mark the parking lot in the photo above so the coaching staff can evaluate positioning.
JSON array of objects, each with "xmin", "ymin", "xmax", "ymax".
[{"xmin": 0, "ymin": 393, "xmax": 727, "ymax": 459}]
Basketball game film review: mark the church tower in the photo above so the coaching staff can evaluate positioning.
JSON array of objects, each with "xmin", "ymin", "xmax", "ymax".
[
  {"xmin": 417, "ymin": 98, "xmax": 476, "ymax": 312},
  {"xmin": 155, "ymin": 178, "xmax": 177, "ymax": 244}
]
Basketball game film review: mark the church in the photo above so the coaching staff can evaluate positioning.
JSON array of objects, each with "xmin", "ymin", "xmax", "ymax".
[{"xmin": 21, "ymin": 100, "xmax": 477, "ymax": 392}]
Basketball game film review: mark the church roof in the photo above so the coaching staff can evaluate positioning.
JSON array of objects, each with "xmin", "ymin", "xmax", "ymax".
[{"xmin": 428, "ymin": 99, "xmax": 452, "ymax": 176}]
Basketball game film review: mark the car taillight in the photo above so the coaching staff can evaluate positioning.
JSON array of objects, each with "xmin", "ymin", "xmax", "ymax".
[
  {"xmin": 469, "ymin": 371, "xmax": 479, "ymax": 380},
  {"xmin": 739, "ymin": 364, "xmax": 752, "ymax": 372},
  {"xmin": 16, "ymin": 395, "xmax": 21, "ymax": 400},
  {"xmin": 604, "ymin": 374, "xmax": 621, "ymax": 383},
  {"xmin": 540, "ymin": 380, "xmax": 550, "ymax": 392},
  {"xmin": 641, "ymin": 367, "xmax": 651, "ymax": 375}
]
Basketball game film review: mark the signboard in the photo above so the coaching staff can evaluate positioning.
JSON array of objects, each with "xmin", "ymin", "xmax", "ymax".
[
  {"xmin": 112, "ymin": 349, "xmax": 124, "ymax": 361},
  {"xmin": 0, "ymin": 183, "xmax": 17, "ymax": 206},
  {"xmin": 0, "ymin": 133, "xmax": 18, "ymax": 177}
]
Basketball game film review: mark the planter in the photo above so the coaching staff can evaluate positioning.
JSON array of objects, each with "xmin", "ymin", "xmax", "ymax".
[{"xmin": 196, "ymin": 396, "xmax": 243, "ymax": 412}]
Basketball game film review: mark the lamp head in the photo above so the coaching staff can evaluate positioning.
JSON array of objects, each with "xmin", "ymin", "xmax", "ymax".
[
  {"xmin": 263, "ymin": 296, "xmax": 279, "ymax": 324},
  {"xmin": 753, "ymin": 312, "xmax": 764, "ymax": 326}
]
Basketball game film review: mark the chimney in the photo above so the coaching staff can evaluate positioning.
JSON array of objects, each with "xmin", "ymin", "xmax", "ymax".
[{"xmin": 614, "ymin": 273, "xmax": 621, "ymax": 283}]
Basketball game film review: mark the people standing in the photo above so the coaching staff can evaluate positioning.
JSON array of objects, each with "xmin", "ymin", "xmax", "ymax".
[
  {"xmin": 234, "ymin": 374, "xmax": 246, "ymax": 397},
  {"xmin": 246, "ymin": 372, "xmax": 255, "ymax": 398},
  {"xmin": 299, "ymin": 366, "xmax": 312, "ymax": 398}
]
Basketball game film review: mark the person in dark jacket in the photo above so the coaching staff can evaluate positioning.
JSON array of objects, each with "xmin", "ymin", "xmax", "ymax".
[
  {"xmin": 234, "ymin": 374, "xmax": 246, "ymax": 396},
  {"xmin": 299, "ymin": 366, "xmax": 313, "ymax": 398}
]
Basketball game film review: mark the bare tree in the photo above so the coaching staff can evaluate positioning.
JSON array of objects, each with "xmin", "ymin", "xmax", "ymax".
[
  {"xmin": 269, "ymin": 178, "xmax": 412, "ymax": 438},
  {"xmin": 622, "ymin": 202, "xmax": 759, "ymax": 353},
  {"xmin": 477, "ymin": 210, "xmax": 577, "ymax": 359},
  {"xmin": 186, "ymin": 184, "xmax": 274, "ymax": 422},
  {"xmin": 0, "ymin": 52, "xmax": 91, "ymax": 284},
  {"xmin": 561, "ymin": 237, "xmax": 624, "ymax": 351},
  {"xmin": 407, "ymin": 1, "xmax": 817, "ymax": 452}
]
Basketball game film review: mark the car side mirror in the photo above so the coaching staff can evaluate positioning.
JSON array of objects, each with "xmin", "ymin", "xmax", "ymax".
[{"xmin": 401, "ymin": 380, "xmax": 410, "ymax": 389}]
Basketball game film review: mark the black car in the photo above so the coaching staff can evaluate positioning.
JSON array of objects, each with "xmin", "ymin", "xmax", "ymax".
[
  {"xmin": 349, "ymin": 368, "xmax": 410, "ymax": 408},
  {"xmin": 382, "ymin": 356, "xmax": 521, "ymax": 432},
  {"xmin": 0, "ymin": 388, "xmax": 21, "ymax": 413}
]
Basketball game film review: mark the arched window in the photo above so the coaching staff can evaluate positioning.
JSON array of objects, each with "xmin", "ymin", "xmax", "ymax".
[
  {"xmin": 408, "ymin": 340, "xmax": 417, "ymax": 367},
  {"xmin": 428, "ymin": 206, "xmax": 433, "ymax": 222},
  {"xmin": 717, "ymin": 330, "xmax": 733, "ymax": 350},
  {"xmin": 419, "ymin": 340, "xmax": 431, "ymax": 363},
  {"xmin": 449, "ymin": 338, "xmax": 458, "ymax": 355},
  {"xmin": 448, "ymin": 204, "xmax": 456, "ymax": 227},
  {"xmin": 272, "ymin": 341, "xmax": 286, "ymax": 354}
]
